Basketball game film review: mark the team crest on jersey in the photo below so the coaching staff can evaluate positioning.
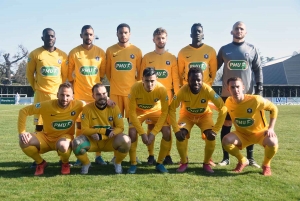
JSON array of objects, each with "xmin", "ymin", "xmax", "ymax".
[
  {"xmin": 245, "ymin": 53, "xmax": 249, "ymax": 58},
  {"xmin": 58, "ymin": 59, "xmax": 62, "ymax": 64},
  {"xmin": 166, "ymin": 61, "xmax": 170, "ymax": 65},
  {"xmin": 173, "ymin": 95, "xmax": 177, "ymax": 100},
  {"xmin": 165, "ymin": 96, "xmax": 169, "ymax": 101},
  {"xmin": 35, "ymin": 103, "xmax": 41, "ymax": 108},
  {"xmin": 71, "ymin": 111, "xmax": 76, "ymax": 116},
  {"xmin": 118, "ymin": 113, "xmax": 123, "ymax": 118},
  {"xmin": 201, "ymin": 99, "xmax": 206, "ymax": 103},
  {"xmin": 204, "ymin": 54, "xmax": 209, "ymax": 59},
  {"xmin": 81, "ymin": 114, "xmax": 85, "ymax": 119},
  {"xmin": 95, "ymin": 56, "xmax": 100, "ymax": 61},
  {"xmin": 108, "ymin": 116, "xmax": 113, "ymax": 121},
  {"xmin": 130, "ymin": 54, "xmax": 135, "ymax": 59},
  {"xmin": 247, "ymin": 108, "xmax": 252, "ymax": 113},
  {"xmin": 28, "ymin": 58, "xmax": 31, "ymax": 62},
  {"xmin": 154, "ymin": 98, "xmax": 159, "ymax": 102},
  {"xmin": 214, "ymin": 93, "xmax": 220, "ymax": 99}
]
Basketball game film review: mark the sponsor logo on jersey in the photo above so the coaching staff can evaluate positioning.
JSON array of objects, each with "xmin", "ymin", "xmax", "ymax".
[
  {"xmin": 138, "ymin": 104, "xmax": 154, "ymax": 109},
  {"xmin": 80, "ymin": 66, "xmax": 98, "ymax": 75},
  {"xmin": 93, "ymin": 125, "xmax": 111, "ymax": 129},
  {"xmin": 118, "ymin": 113, "xmax": 123, "ymax": 118},
  {"xmin": 58, "ymin": 59, "xmax": 62, "ymax": 64},
  {"xmin": 40, "ymin": 66, "xmax": 59, "ymax": 76},
  {"xmin": 234, "ymin": 118, "xmax": 254, "ymax": 127},
  {"xmin": 27, "ymin": 58, "xmax": 31, "ymax": 62},
  {"xmin": 52, "ymin": 120, "xmax": 73, "ymax": 130},
  {"xmin": 35, "ymin": 103, "xmax": 41, "ymax": 108},
  {"xmin": 149, "ymin": 61, "xmax": 154, "ymax": 64},
  {"xmin": 227, "ymin": 60, "xmax": 248, "ymax": 70},
  {"xmin": 166, "ymin": 61, "xmax": 170, "ymax": 65},
  {"xmin": 108, "ymin": 116, "xmax": 113, "ymax": 121},
  {"xmin": 186, "ymin": 107, "xmax": 205, "ymax": 113},
  {"xmin": 115, "ymin": 62, "xmax": 133, "ymax": 71},
  {"xmin": 186, "ymin": 56, "xmax": 191, "ymax": 58},
  {"xmin": 130, "ymin": 54, "xmax": 135, "ymax": 59},
  {"xmin": 188, "ymin": 62, "xmax": 207, "ymax": 71},
  {"xmin": 71, "ymin": 111, "xmax": 76, "ymax": 116},
  {"xmin": 247, "ymin": 108, "xmax": 252, "ymax": 113},
  {"xmin": 154, "ymin": 98, "xmax": 159, "ymax": 102},
  {"xmin": 204, "ymin": 54, "xmax": 209, "ymax": 59},
  {"xmin": 156, "ymin": 69, "xmax": 168, "ymax": 78},
  {"xmin": 51, "ymin": 114, "xmax": 56, "ymax": 116},
  {"xmin": 95, "ymin": 56, "xmax": 100, "ymax": 61},
  {"xmin": 92, "ymin": 117, "xmax": 98, "ymax": 120},
  {"xmin": 201, "ymin": 99, "xmax": 206, "ymax": 103}
]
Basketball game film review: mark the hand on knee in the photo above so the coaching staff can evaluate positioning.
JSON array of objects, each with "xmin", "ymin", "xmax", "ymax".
[{"xmin": 203, "ymin": 129, "xmax": 216, "ymax": 141}]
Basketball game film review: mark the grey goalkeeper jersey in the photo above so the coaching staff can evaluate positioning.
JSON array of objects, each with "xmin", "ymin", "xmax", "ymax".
[{"xmin": 217, "ymin": 41, "xmax": 263, "ymax": 97}]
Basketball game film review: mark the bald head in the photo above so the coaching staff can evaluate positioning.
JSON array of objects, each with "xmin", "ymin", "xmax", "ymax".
[
  {"xmin": 231, "ymin": 21, "xmax": 247, "ymax": 42},
  {"xmin": 232, "ymin": 21, "xmax": 246, "ymax": 30}
]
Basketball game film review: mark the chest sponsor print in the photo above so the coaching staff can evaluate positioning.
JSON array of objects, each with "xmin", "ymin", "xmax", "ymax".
[
  {"xmin": 40, "ymin": 66, "xmax": 59, "ymax": 76},
  {"xmin": 52, "ymin": 120, "xmax": 73, "ymax": 130},
  {"xmin": 227, "ymin": 60, "xmax": 248, "ymax": 70},
  {"xmin": 188, "ymin": 62, "xmax": 207, "ymax": 71},
  {"xmin": 115, "ymin": 62, "xmax": 133, "ymax": 71},
  {"xmin": 80, "ymin": 66, "xmax": 98, "ymax": 75},
  {"xmin": 186, "ymin": 107, "xmax": 205, "ymax": 113},
  {"xmin": 138, "ymin": 104, "xmax": 154, "ymax": 109},
  {"xmin": 235, "ymin": 118, "xmax": 254, "ymax": 127},
  {"xmin": 156, "ymin": 70, "xmax": 168, "ymax": 78}
]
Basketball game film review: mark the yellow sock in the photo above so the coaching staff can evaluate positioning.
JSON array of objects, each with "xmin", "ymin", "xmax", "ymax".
[
  {"xmin": 147, "ymin": 129, "xmax": 155, "ymax": 156},
  {"xmin": 115, "ymin": 151, "xmax": 128, "ymax": 164},
  {"xmin": 204, "ymin": 140, "xmax": 215, "ymax": 164},
  {"xmin": 129, "ymin": 140, "xmax": 137, "ymax": 165},
  {"xmin": 157, "ymin": 138, "xmax": 171, "ymax": 164},
  {"xmin": 176, "ymin": 139, "xmax": 188, "ymax": 163},
  {"xmin": 76, "ymin": 128, "xmax": 81, "ymax": 137},
  {"xmin": 22, "ymin": 146, "xmax": 43, "ymax": 164},
  {"xmin": 263, "ymin": 145, "xmax": 278, "ymax": 167},
  {"xmin": 57, "ymin": 148, "xmax": 72, "ymax": 164},
  {"xmin": 223, "ymin": 144, "xmax": 247, "ymax": 163},
  {"xmin": 75, "ymin": 153, "xmax": 90, "ymax": 165}
]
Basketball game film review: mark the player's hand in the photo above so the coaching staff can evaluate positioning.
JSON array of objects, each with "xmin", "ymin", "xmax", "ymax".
[
  {"xmin": 175, "ymin": 130, "xmax": 186, "ymax": 141},
  {"xmin": 91, "ymin": 133, "xmax": 100, "ymax": 141},
  {"xmin": 108, "ymin": 131, "xmax": 115, "ymax": 138},
  {"xmin": 107, "ymin": 99, "xmax": 116, "ymax": 108},
  {"xmin": 141, "ymin": 134, "xmax": 148, "ymax": 145},
  {"xmin": 255, "ymin": 82, "xmax": 263, "ymax": 96},
  {"xmin": 19, "ymin": 132, "xmax": 31, "ymax": 144},
  {"xmin": 203, "ymin": 129, "xmax": 217, "ymax": 141},
  {"xmin": 147, "ymin": 133, "xmax": 155, "ymax": 145},
  {"xmin": 264, "ymin": 128, "xmax": 277, "ymax": 138}
]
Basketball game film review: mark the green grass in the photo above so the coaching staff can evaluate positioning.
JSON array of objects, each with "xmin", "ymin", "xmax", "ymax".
[{"xmin": 0, "ymin": 105, "xmax": 300, "ymax": 200}]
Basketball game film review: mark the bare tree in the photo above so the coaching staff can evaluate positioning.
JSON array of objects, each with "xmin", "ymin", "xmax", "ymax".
[
  {"xmin": 1, "ymin": 45, "xmax": 28, "ymax": 83},
  {"xmin": 14, "ymin": 60, "xmax": 27, "ymax": 85}
]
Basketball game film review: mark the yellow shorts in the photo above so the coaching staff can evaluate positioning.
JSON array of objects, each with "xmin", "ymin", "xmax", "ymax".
[
  {"xmin": 232, "ymin": 130, "xmax": 265, "ymax": 149},
  {"xmin": 33, "ymin": 90, "xmax": 57, "ymax": 125},
  {"xmin": 35, "ymin": 132, "xmax": 73, "ymax": 154},
  {"xmin": 86, "ymin": 135, "xmax": 115, "ymax": 152},
  {"xmin": 129, "ymin": 110, "xmax": 169, "ymax": 128},
  {"xmin": 178, "ymin": 113, "xmax": 214, "ymax": 139},
  {"xmin": 110, "ymin": 94, "xmax": 129, "ymax": 118}
]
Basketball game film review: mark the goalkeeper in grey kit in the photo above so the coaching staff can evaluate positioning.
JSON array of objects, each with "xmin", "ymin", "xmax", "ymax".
[{"xmin": 217, "ymin": 21, "xmax": 263, "ymax": 167}]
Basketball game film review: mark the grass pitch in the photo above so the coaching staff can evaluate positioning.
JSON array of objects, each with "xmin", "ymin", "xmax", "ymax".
[{"xmin": 0, "ymin": 105, "xmax": 299, "ymax": 200}]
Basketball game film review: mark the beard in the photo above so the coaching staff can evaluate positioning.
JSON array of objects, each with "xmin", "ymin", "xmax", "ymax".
[
  {"xmin": 96, "ymin": 98, "xmax": 107, "ymax": 108},
  {"xmin": 156, "ymin": 44, "xmax": 165, "ymax": 49}
]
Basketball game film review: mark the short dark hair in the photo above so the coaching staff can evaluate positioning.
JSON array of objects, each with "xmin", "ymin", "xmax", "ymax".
[
  {"xmin": 58, "ymin": 82, "xmax": 73, "ymax": 91},
  {"xmin": 227, "ymin": 77, "xmax": 243, "ymax": 85},
  {"xmin": 188, "ymin": 67, "xmax": 203, "ymax": 79},
  {"xmin": 143, "ymin": 67, "xmax": 157, "ymax": 77},
  {"xmin": 117, "ymin": 23, "xmax": 131, "ymax": 32},
  {"xmin": 92, "ymin": 83, "xmax": 107, "ymax": 94},
  {"xmin": 191, "ymin": 23, "xmax": 203, "ymax": 32},
  {"xmin": 42, "ymin": 28, "xmax": 55, "ymax": 36},
  {"xmin": 153, "ymin": 27, "xmax": 167, "ymax": 37},
  {"xmin": 81, "ymin": 25, "xmax": 94, "ymax": 34}
]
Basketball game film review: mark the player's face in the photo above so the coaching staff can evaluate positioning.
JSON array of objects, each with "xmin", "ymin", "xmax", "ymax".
[
  {"xmin": 228, "ymin": 80, "xmax": 245, "ymax": 100},
  {"xmin": 93, "ymin": 86, "xmax": 108, "ymax": 108},
  {"xmin": 143, "ymin": 74, "xmax": 157, "ymax": 92},
  {"xmin": 190, "ymin": 26, "xmax": 204, "ymax": 43},
  {"xmin": 188, "ymin": 72, "xmax": 203, "ymax": 94},
  {"xmin": 117, "ymin": 27, "xmax": 130, "ymax": 43},
  {"xmin": 153, "ymin": 33, "xmax": 167, "ymax": 49},
  {"xmin": 57, "ymin": 87, "xmax": 73, "ymax": 108},
  {"xmin": 231, "ymin": 23, "xmax": 247, "ymax": 40},
  {"xmin": 42, "ymin": 30, "xmax": 56, "ymax": 48},
  {"xmin": 81, "ymin": 28, "xmax": 94, "ymax": 45}
]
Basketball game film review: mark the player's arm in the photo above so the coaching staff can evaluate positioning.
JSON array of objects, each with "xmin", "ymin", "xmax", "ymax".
[
  {"xmin": 105, "ymin": 48, "xmax": 111, "ymax": 81},
  {"xmin": 216, "ymin": 47, "xmax": 224, "ymax": 70},
  {"xmin": 111, "ymin": 106, "xmax": 125, "ymax": 135},
  {"xmin": 99, "ymin": 50, "xmax": 106, "ymax": 81},
  {"xmin": 171, "ymin": 56, "xmax": 180, "ymax": 94},
  {"xmin": 208, "ymin": 49, "xmax": 217, "ymax": 86},
  {"xmin": 151, "ymin": 88, "xmax": 169, "ymax": 135},
  {"xmin": 262, "ymin": 97, "xmax": 278, "ymax": 137},
  {"xmin": 208, "ymin": 89, "xmax": 227, "ymax": 133},
  {"xmin": 252, "ymin": 47, "xmax": 263, "ymax": 95},
  {"xmin": 128, "ymin": 87, "xmax": 146, "ymax": 135},
  {"xmin": 177, "ymin": 51, "xmax": 185, "ymax": 86},
  {"xmin": 136, "ymin": 49, "xmax": 143, "ymax": 81},
  {"xmin": 18, "ymin": 103, "xmax": 43, "ymax": 134},
  {"xmin": 61, "ymin": 53, "xmax": 68, "ymax": 83},
  {"xmin": 67, "ymin": 51, "xmax": 75, "ymax": 83},
  {"xmin": 26, "ymin": 52, "xmax": 36, "ymax": 90},
  {"xmin": 168, "ymin": 91, "xmax": 182, "ymax": 133}
]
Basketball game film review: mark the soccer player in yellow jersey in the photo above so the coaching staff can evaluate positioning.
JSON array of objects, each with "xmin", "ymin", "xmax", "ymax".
[
  {"xmin": 18, "ymin": 83, "xmax": 84, "ymax": 176},
  {"xmin": 222, "ymin": 77, "xmax": 278, "ymax": 176},
  {"xmin": 26, "ymin": 28, "xmax": 68, "ymax": 132},
  {"xmin": 140, "ymin": 27, "xmax": 180, "ymax": 165},
  {"xmin": 73, "ymin": 84, "xmax": 131, "ymax": 174},
  {"xmin": 128, "ymin": 67, "xmax": 171, "ymax": 174},
  {"xmin": 178, "ymin": 23, "xmax": 217, "ymax": 86},
  {"xmin": 169, "ymin": 67, "xmax": 227, "ymax": 173},
  {"xmin": 68, "ymin": 25, "xmax": 107, "ymax": 165}
]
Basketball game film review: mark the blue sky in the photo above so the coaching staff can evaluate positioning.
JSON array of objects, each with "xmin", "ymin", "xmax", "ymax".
[{"xmin": 1, "ymin": 0, "xmax": 300, "ymax": 63}]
